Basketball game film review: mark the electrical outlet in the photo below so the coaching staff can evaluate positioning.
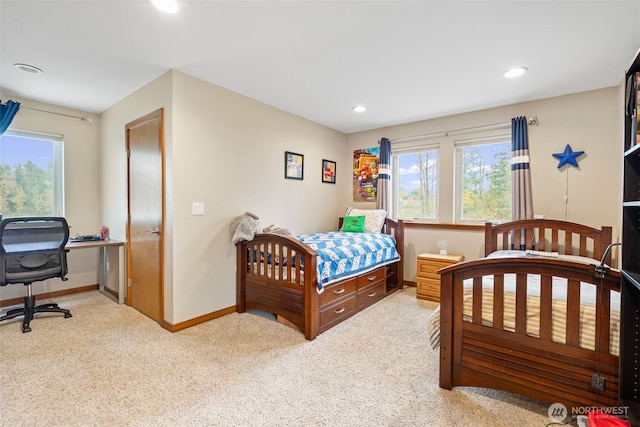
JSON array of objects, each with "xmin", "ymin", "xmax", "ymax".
[{"xmin": 591, "ymin": 374, "xmax": 606, "ymax": 391}]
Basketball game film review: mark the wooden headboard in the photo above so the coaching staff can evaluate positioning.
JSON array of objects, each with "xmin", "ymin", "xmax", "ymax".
[{"xmin": 484, "ymin": 219, "xmax": 613, "ymax": 262}]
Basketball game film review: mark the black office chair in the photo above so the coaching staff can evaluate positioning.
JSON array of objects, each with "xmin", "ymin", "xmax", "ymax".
[{"xmin": 0, "ymin": 217, "xmax": 72, "ymax": 332}]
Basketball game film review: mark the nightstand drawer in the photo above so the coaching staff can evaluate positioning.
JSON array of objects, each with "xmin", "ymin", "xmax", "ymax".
[
  {"xmin": 416, "ymin": 277, "xmax": 439, "ymax": 289},
  {"xmin": 417, "ymin": 277, "xmax": 440, "ymax": 301},
  {"xmin": 418, "ymin": 260, "xmax": 457, "ymax": 276}
]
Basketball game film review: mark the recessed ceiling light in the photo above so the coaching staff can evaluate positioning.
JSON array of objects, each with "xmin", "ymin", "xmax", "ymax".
[
  {"xmin": 151, "ymin": 0, "xmax": 180, "ymax": 13},
  {"xmin": 503, "ymin": 67, "xmax": 528, "ymax": 78},
  {"xmin": 14, "ymin": 63, "xmax": 43, "ymax": 74},
  {"xmin": 352, "ymin": 105, "xmax": 367, "ymax": 113}
]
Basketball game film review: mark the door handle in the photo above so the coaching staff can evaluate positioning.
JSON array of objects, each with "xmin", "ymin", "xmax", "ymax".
[{"xmin": 146, "ymin": 227, "xmax": 161, "ymax": 235}]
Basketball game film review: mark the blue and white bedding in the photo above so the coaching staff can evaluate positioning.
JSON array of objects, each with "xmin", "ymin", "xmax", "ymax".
[{"xmin": 297, "ymin": 231, "xmax": 400, "ymax": 292}]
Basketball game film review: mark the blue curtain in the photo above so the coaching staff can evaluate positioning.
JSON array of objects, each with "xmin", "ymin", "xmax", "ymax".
[
  {"xmin": 511, "ymin": 116, "xmax": 533, "ymax": 220},
  {"xmin": 0, "ymin": 100, "xmax": 21, "ymax": 135},
  {"xmin": 511, "ymin": 116, "xmax": 534, "ymax": 249},
  {"xmin": 376, "ymin": 137, "xmax": 391, "ymax": 215}
]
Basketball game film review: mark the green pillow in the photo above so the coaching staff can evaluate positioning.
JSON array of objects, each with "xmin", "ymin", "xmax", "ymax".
[{"xmin": 342, "ymin": 215, "xmax": 365, "ymax": 233}]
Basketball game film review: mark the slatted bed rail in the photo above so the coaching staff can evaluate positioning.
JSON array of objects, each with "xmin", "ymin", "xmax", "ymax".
[
  {"xmin": 485, "ymin": 219, "xmax": 613, "ymax": 262},
  {"xmin": 241, "ymin": 236, "xmax": 311, "ymax": 288}
]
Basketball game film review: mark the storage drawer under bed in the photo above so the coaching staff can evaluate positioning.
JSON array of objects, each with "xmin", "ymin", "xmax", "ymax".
[
  {"xmin": 319, "ymin": 295, "xmax": 357, "ymax": 328},
  {"xmin": 319, "ymin": 277, "xmax": 357, "ymax": 306},
  {"xmin": 357, "ymin": 281, "xmax": 386, "ymax": 310},
  {"xmin": 356, "ymin": 267, "xmax": 386, "ymax": 289}
]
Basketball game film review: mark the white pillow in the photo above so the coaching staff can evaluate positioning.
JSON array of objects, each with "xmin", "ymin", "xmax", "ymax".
[
  {"xmin": 344, "ymin": 207, "xmax": 386, "ymax": 233},
  {"xmin": 486, "ymin": 250, "xmax": 528, "ymax": 258},
  {"xmin": 487, "ymin": 250, "xmax": 603, "ymax": 267},
  {"xmin": 557, "ymin": 254, "xmax": 603, "ymax": 266}
]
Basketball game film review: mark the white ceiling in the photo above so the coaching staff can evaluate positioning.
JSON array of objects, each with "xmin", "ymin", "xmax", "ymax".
[{"xmin": 1, "ymin": 1, "xmax": 639, "ymax": 134}]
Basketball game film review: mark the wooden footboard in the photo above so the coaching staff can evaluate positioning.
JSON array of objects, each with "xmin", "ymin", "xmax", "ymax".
[
  {"xmin": 439, "ymin": 257, "xmax": 621, "ymax": 411},
  {"xmin": 236, "ymin": 218, "xmax": 404, "ymax": 340},
  {"xmin": 236, "ymin": 233, "xmax": 319, "ymax": 339}
]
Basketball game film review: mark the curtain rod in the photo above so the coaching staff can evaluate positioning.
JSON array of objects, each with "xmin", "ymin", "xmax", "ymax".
[
  {"xmin": 388, "ymin": 116, "xmax": 538, "ymax": 144},
  {"xmin": 20, "ymin": 105, "xmax": 94, "ymax": 123}
]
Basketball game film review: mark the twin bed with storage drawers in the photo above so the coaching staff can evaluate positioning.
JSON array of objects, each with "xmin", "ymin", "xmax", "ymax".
[{"xmin": 235, "ymin": 216, "xmax": 404, "ymax": 340}]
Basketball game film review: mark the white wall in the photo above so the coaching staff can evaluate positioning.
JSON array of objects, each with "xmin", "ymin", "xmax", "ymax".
[
  {"xmin": 347, "ymin": 87, "xmax": 623, "ymax": 280},
  {"xmin": 0, "ymin": 94, "xmax": 102, "ymax": 299},
  {"xmin": 170, "ymin": 71, "xmax": 347, "ymax": 323}
]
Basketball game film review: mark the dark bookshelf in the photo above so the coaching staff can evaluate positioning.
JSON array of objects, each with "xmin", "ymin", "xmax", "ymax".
[{"xmin": 621, "ymin": 47, "xmax": 640, "ymax": 427}]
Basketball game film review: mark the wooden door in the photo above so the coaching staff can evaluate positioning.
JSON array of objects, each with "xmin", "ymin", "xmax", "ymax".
[{"xmin": 126, "ymin": 108, "xmax": 164, "ymax": 323}]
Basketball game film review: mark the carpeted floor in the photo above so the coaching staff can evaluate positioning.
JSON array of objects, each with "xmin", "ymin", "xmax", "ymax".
[{"xmin": 0, "ymin": 287, "xmax": 555, "ymax": 426}]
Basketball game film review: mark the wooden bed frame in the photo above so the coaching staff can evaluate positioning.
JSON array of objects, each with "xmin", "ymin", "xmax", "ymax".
[
  {"xmin": 438, "ymin": 219, "xmax": 620, "ymax": 411},
  {"xmin": 236, "ymin": 218, "xmax": 404, "ymax": 340}
]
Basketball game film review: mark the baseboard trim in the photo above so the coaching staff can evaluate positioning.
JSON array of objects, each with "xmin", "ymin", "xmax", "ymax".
[
  {"xmin": 0, "ymin": 284, "xmax": 99, "ymax": 308},
  {"xmin": 161, "ymin": 305, "xmax": 237, "ymax": 332}
]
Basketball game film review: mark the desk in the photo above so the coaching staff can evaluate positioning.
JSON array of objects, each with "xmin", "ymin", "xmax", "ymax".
[{"xmin": 66, "ymin": 239, "xmax": 125, "ymax": 304}]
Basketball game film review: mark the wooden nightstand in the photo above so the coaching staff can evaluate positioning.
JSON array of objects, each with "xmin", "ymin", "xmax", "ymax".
[{"xmin": 416, "ymin": 253, "xmax": 464, "ymax": 302}]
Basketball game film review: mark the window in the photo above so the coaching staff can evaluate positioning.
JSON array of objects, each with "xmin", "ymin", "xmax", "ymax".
[
  {"xmin": 455, "ymin": 140, "xmax": 511, "ymax": 222},
  {"xmin": 0, "ymin": 130, "xmax": 64, "ymax": 217},
  {"xmin": 392, "ymin": 148, "xmax": 438, "ymax": 220}
]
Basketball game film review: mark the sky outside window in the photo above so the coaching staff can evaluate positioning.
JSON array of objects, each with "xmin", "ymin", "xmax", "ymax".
[{"xmin": 0, "ymin": 134, "xmax": 54, "ymax": 167}]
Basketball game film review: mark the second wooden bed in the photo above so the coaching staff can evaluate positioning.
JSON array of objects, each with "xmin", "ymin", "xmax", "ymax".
[{"xmin": 438, "ymin": 219, "xmax": 620, "ymax": 411}]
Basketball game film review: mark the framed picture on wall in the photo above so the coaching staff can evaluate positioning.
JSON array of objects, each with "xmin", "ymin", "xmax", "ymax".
[
  {"xmin": 285, "ymin": 151, "xmax": 304, "ymax": 180},
  {"xmin": 322, "ymin": 159, "xmax": 336, "ymax": 184}
]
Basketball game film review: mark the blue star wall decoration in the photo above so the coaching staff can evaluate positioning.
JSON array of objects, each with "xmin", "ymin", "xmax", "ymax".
[{"xmin": 552, "ymin": 144, "xmax": 585, "ymax": 168}]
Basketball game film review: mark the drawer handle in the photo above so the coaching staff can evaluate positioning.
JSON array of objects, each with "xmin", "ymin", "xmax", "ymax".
[
  {"xmin": 367, "ymin": 291, "xmax": 377, "ymax": 297},
  {"xmin": 334, "ymin": 307, "xmax": 346, "ymax": 314},
  {"xmin": 334, "ymin": 288, "xmax": 346, "ymax": 294},
  {"xmin": 367, "ymin": 275, "xmax": 376, "ymax": 281}
]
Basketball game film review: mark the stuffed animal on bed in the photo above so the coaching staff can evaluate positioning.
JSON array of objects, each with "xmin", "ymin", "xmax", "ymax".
[
  {"xmin": 230, "ymin": 212, "xmax": 262, "ymax": 244},
  {"xmin": 262, "ymin": 224, "xmax": 295, "ymax": 238}
]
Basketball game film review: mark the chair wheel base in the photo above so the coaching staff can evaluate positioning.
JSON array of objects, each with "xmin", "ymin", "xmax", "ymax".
[{"xmin": 1, "ymin": 295, "xmax": 72, "ymax": 333}]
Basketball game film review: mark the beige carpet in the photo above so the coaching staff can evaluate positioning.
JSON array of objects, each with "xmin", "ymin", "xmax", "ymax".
[{"xmin": 0, "ymin": 287, "xmax": 552, "ymax": 426}]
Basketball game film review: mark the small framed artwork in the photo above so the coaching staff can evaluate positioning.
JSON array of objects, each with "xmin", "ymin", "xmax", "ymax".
[
  {"xmin": 285, "ymin": 151, "xmax": 304, "ymax": 180},
  {"xmin": 322, "ymin": 159, "xmax": 336, "ymax": 184}
]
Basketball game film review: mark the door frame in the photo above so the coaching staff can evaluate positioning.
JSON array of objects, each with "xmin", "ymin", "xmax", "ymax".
[{"xmin": 125, "ymin": 108, "xmax": 166, "ymax": 325}]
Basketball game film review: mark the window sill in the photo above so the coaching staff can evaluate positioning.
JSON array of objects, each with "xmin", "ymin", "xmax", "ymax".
[{"xmin": 403, "ymin": 221, "xmax": 484, "ymax": 232}]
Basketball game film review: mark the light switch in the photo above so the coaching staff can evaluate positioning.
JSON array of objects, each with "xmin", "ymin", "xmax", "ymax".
[{"xmin": 192, "ymin": 202, "xmax": 205, "ymax": 215}]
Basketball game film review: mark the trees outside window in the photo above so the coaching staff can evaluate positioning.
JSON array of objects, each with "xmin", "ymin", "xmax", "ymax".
[
  {"xmin": 456, "ymin": 141, "xmax": 511, "ymax": 222},
  {"xmin": 393, "ymin": 149, "xmax": 438, "ymax": 220}
]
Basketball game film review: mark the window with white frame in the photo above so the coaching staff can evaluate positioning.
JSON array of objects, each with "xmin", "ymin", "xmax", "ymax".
[
  {"xmin": 391, "ymin": 146, "xmax": 438, "ymax": 220},
  {"xmin": 454, "ymin": 139, "xmax": 511, "ymax": 223},
  {"xmin": 0, "ymin": 130, "xmax": 64, "ymax": 217}
]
